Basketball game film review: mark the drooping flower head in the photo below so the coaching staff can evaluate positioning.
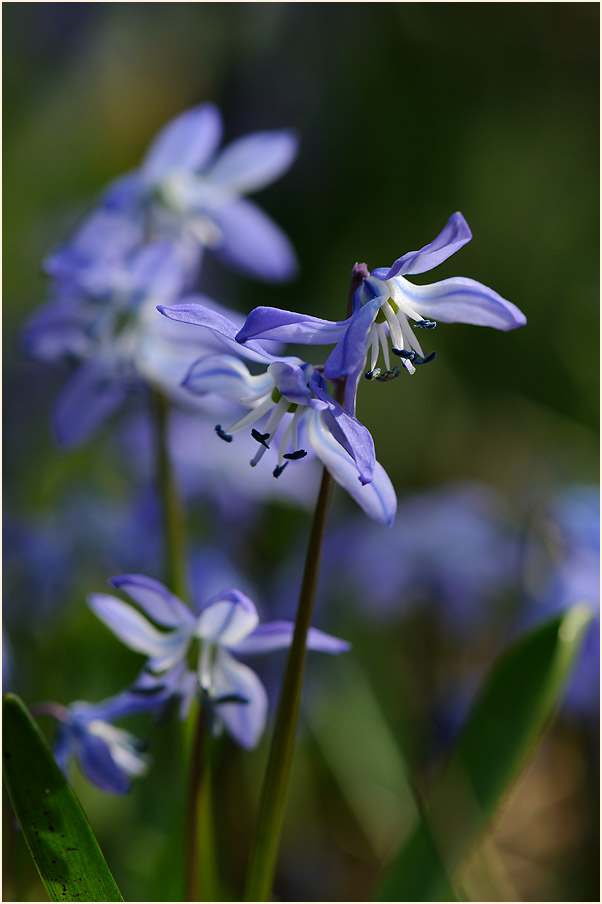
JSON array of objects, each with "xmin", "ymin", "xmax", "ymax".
[
  {"xmin": 89, "ymin": 574, "xmax": 349, "ymax": 748},
  {"xmin": 34, "ymin": 694, "xmax": 153, "ymax": 794},
  {"xmin": 235, "ymin": 212, "xmax": 527, "ymax": 412},
  {"xmin": 157, "ymin": 302, "xmax": 397, "ymax": 525}
]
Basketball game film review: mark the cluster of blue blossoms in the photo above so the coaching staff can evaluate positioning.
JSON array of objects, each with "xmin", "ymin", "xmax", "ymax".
[{"xmin": 23, "ymin": 104, "xmax": 527, "ymax": 792}]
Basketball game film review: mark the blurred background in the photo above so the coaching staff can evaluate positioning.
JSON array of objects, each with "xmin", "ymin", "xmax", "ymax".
[{"xmin": 3, "ymin": 3, "xmax": 599, "ymax": 902}]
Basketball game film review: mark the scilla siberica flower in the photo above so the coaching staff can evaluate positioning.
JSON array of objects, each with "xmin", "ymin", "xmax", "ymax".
[
  {"xmin": 89, "ymin": 574, "xmax": 349, "ymax": 748},
  {"xmin": 102, "ymin": 103, "xmax": 299, "ymax": 282},
  {"xmin": 35, "ymin": 694, "xmax": 152, "ymax": 794},
  {"xmin": 157, "ymin": 302, "xmax": 397, "ymax": 525},
  {"xmin": 236, "ymin": 213, "xmax": 527, "ymax": 412}
]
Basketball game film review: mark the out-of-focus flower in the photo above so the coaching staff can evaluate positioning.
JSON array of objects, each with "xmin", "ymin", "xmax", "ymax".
[
  {"xmin": 522, "ymin": 485, "xmax": 600, "ymax": 717},
  {"xmin": 23, "ymin": 229, "xmax": 255, "ymax": 447},
  {"xmin": 158, "ymin": 302, "xmax": 397, "ymax": 525},
  {"xmin": 89, "ymin": 574, "xmax": 349, "ymax": 748},
  {"xmin": 323, "ymin": 482, "xmax": 518, "ymax": 633},
  {"xmin": 103, "ymin": 103, "xmax": 299, "ymax": 282},
  {"xmin": 36, "ymin": 695, "xmax": 152, "ymax": 794},
  {"xmin": 236, "ymin": 212, "xmax": 526, "ymax": 412}
]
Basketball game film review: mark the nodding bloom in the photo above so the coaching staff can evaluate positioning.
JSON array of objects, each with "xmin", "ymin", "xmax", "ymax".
[
  {"xmin": 89, "ymin": 574, "xmax": 349, "ymax": 749},
  {"xmin": 23, "ymin": 227, "xmax": 250, "ymax": 447},
  {"xmin": 102, "ymin": 103, "xmax": 299, "ymax": 282},
  {"xmin": 158, "ymin": 302, "xmax": 397, "ymax": 525},
  {"xmin": 235, "ymin": 212, "xmax": 527, "ymax": 412},
  {"xmin": 34, "ymin": 694, "xmax": 152, "ymax": 794}
]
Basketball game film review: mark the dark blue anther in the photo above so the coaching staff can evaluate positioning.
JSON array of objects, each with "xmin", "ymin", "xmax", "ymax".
[
  {"xmin": 391, "ymin": 348, "xmax": 416, "ymax": 361},
  {"xmin": 375, "ymin": 367, "xmax": 400, "ymax": 382},
  {"xmin": 414, "ymin": 351, "xmax": 437, "ymax": 365},
  {"xmin": 215, "ymin": 425, "xmax": 233, "ymax": 442},
  {"xmin": 273, "ymin": 463, "xmax": 289, "ymax": 478},
  {"xmin": 364, "ymin": 368, "xmax": 381, "ymax": 381},
  {"xmin": 251, "ymin": 428, "xmax": 270, "ymax": 448},
  {"xmin": 283, "ymin": 449, "xmax": 307, "ymax": 460},
  {"xmin": 413, "ymin": 319, "xmax": 437, "ymax": 330}
]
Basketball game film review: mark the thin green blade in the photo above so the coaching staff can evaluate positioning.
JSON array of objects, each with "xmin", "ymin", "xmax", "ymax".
[
  {"xmin": 377, "ymin": 605, "xmax": 592, "ymax": 901},
  {"xmin": 3, "ymin": 693, "xmax": 124, "ymax": 902}
]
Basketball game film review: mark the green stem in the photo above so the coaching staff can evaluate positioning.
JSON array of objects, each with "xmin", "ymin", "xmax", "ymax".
[
  {"xmin": 150, "ymin": 388, "xmax": 187, "ymax": 600},
  {"xmin": 244, "ymin": 465, "xmax": 335, "ymax": 901},
  {"xmin": 185, "ymin": 701, "xmax": 208, "ymax": 902}
]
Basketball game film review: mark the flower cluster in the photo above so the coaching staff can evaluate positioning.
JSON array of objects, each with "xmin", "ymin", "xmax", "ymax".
[{"xmin": 21, "ymin": 103, "xmax": 528, "ymax": 797}]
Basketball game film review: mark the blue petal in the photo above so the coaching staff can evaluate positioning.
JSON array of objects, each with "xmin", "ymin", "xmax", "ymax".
[
  {"xmin": 196, "ymin": 589, "xmax": 259, "ymax": 646},
  {"xmin": 232, "ymin": 621, "xmax": 350, "ymax": 655},
  {"xmin": 140, "ymin": 104, "xmax": 223, "ymax": 185},
  {"xmin": 158, "ymin": 302, "xmax": 288, "ymax": 364},
  {"xmin": 88, "ymin": 593, "xmax": 185, "ymax": 660},
  {"xmin": 76, "ymin": 731, "xmax": 132, "ymax": 794},
  {"xmin": 394, "ymin": 276, "xmax": 526, "ymax": 330},
  {"xmin": 382, "ymin": 212, "xmax": 473, "ymax": 279},
  {"xmin": 323, "ymin": 296, "xmax": 386, "ymax": 380},
  {"xmin": 109, "ymin": 574, "xmax": 195, "ymax": 628},
  {"xmin": 211, "ymin": 650, "xmax": 268, "ymax": 748},
  {"xmin": 268, "ymin": 361, "xmax": 314, "ymax": 405},
  {"xmin": 237, "ymin": 306, "xmax": 349, "ymax": 345},
  {"xmin": 206, "ymin": 129, "xmax": 298, "ymax": 195},
  {"xmin": 310, "ymin": 372, "xmax": 375, "ymax": 484},
  {"xmin": 52, "ymin": 361, "xmax": 127, "ymax": 449},
  {"xmin": 306, "ymin": 410, "xmax": 397, "ymax": 525},
  {"xmin": 209, "ymin": 198, "xmax": 298, "ymax": 282},
  {"xmin": 183, "ymin": 353, "xmax": 274, "ymax": 400},
  {"xmin": 22, "ymin": 297, "xmax": 91, "ymax": 362}
]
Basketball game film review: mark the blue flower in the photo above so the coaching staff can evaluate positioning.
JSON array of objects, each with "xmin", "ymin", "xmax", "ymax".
[
  {"xmin": 521, "ymin": 485, "xmax": 600, "ymax": 718},
  {"xmin": 102, "ymin": 103, "xmax": 299, "ymax": 282},
  {"xmin": 158, "ymin": 302, "xmax": 397, "ymax": 525},
  {"xmin": 88, "ymin": 574, "xmax": 349, "ymax": 748},
  {"xmin": 235, "ymin": 212, "xmax": 527, "ymax": 412},
  {"xmin": 24, "ymin": 232, "xmax": 248, "ymax": 447},
  {"xmin": 37, "ymin": 695, "xmax": 152, "ymax": 794}
]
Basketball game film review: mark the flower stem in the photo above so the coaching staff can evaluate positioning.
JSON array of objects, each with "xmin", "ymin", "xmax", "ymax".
[
  {"xmin": 244, "ymin": 465, "xmax": 335, "ymax": 901},
  {"xmin": 185, "ymin": 700, "xmax": 208, "ymax": 901},
  {"xmin": 150, "ymin": 388, "xmax": 187, "ymax": 601}
]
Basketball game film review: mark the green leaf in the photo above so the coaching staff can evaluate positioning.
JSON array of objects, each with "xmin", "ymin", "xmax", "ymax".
[
  {"xmin": 2, "ymin": 693, "xmax": 124, "ymax": 902},
  {"xmin": 377, "ymin": 605, "xmax": 592, "ymax": 901}
]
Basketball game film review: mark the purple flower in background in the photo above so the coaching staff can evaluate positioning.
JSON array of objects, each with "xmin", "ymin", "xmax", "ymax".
[
  {"xmin": 36, "ymin": 694, "xmax": 152, "ymax": 794},
  {"xmin": 158, "ymin": 302, "xmax": 397, "ymax": 525},
  {"xmin": 89, "ymin": 574, "xmax": 349, "ymax": 748},
  {"xmin": 323, "ymin": 482, "xmax": 518, "ymax": 634},
  {"xmin": 522, "ymin": 485, "xmax": 600, "ymax": 718},
  {"xmin": 23, "ymin": 231, "xmax": 253, "ymax": 447},
  {"xmin": 103, "ymin": 103, "xmax": 299, "ymax": 282},
  {"xmin": 236, "ymin": 213, "xmax": 526, "ymax": 412}
]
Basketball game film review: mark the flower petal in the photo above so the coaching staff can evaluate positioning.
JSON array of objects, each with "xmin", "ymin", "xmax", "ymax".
[
  {"xmin": 206, "ymin": 129, "xmax": 298, "ymax": 195},
  {"xmin": 211, "ymin": 649, "xmax": 268, "ymax": 748},
  {"xmin": 306, "ymin": 410, "xmax": 397, "ymax": 525},
  {"xmin": 140, "ymin": 104, "xmax": 223, "ymax": 185},
  {"xmin": 268, "ymin": 361, "xmax": 314, "ymax": 406},
  {"xmin": 53, "ymin": 361, "xmax": 127, "ymax": 449},
  {"xmin": 196, "ymin": 589, "xmax": 259, "ymax": 646},
  {"xmin": 209, "ymin": 198, "xmax": 298, "ymax": 282},
  {"xmin": 157, "ymin": 301, "xmax": 285, "ymax": 364},
  {"xmin": 183, "ymin": 353, "xmax": 274, "ymax": 400},
  {"xmin": 310, "ymin": 372, "xmax": 375, "ymax": 484},
  {"xmin": 394, "ymin": 276, "xmax": 526, "ymax": 330},
  {"xmin": 109, "ymin": 574, "xmax": 195, "ymax": 628},
  {"xmin": 381, "ymin": 212, "xmax": 473, "ymax": 279},
  {"xmin": 88, "ymin": 593, "xmax": 180, "ymax": 658},
  {"xmin": 75, "ymin": 730, "xmax": 132, "ymax": 794},
  {"xmin": 236, "ymin": 307, "xmax": 349, "ymax": 346},
  {"xmin": 232, "ymin": 621, "xmax": 350, "ymax": 655},
  {"xmin": 323, "ymin": 296, "xmax": 386, "ymax": 380}
]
